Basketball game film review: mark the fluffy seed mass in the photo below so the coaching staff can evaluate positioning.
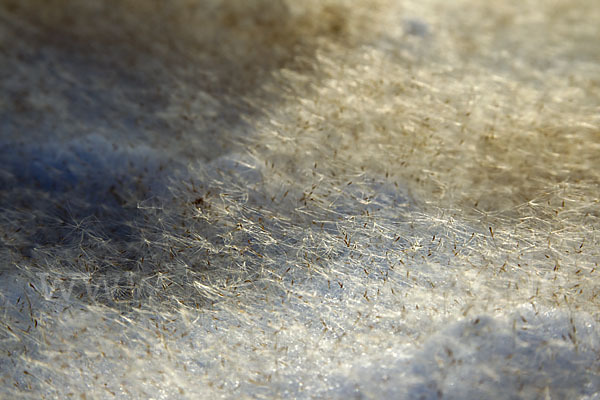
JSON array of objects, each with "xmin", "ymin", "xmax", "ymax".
[{"xmin": 1, "ymin": 0, "xmax": 599, "ymax": 398}]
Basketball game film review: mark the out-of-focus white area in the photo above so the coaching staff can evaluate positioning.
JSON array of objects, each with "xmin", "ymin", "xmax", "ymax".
[{"xmin": 1, "ymin": 0, "xmax": 599, "ymax": 398}]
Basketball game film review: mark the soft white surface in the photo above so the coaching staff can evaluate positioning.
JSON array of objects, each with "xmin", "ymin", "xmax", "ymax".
[{"xmin": 1, "ymin": 0, "xmax": 599, "ymax": 398}]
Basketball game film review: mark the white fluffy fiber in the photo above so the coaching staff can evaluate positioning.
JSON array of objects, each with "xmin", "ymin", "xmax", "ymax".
[{"xmin": 1, "ymin": 0, "xmax": 599, "ymax": 398}]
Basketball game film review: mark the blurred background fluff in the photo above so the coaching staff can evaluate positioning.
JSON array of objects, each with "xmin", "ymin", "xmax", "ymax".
[{"xmin": 1, "ymin": 1, "xmax": 599, "ymax": 398}]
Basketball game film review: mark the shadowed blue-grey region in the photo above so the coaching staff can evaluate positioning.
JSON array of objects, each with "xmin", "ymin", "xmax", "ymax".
[{"xmin": 1, "ymin": 0, "xmax": 600, "ymax": 398}]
